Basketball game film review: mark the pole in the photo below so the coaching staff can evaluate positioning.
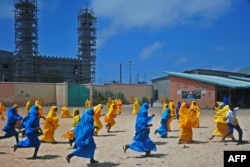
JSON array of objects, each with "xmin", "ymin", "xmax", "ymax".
[
  {"xmin": 120, "ymin": 63, "xmax": 122, "ymax": 83},
  {"xmin": 129, "ymin": 61, "xmax": 132, "ymax": 84}
]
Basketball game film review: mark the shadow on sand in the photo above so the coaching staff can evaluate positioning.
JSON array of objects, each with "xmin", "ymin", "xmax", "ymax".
[
  {"xmin": 87, "ymin": 161, "xmax": 121, "ymax": 167},
  {"xmin": 127, "ymin": 153, "xmax": 168, "ymax": 159},
  {"xmin": 26, "ymin": 154, "xmax": 61, "ymax": 160}
]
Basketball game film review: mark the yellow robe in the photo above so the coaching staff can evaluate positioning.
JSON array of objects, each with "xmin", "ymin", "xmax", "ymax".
[
  {"xmin": 60, "ymin": 106, "xmax": 72, "ymax": 118},
  {"xmin": 94, "ymin": 104, "xmax": 103, "ymax": 135},
  {"xmin": 132, "ymin": 98, "xmax": 139, "ymax": 115},
  {"xmin": 85, "ymin": 99, "xmax": 92, "ymax": 109},
  {"xmin": 104, "ymin": 103, "xmax": 116, "ymax": 127},
  {"xmin": 212, "ymin": 105, "xmax": 234, "ymax": 138},
  {"xmin": 25, "ymin": 100, "xmax": 32, "ymax": 113},
  {"xmin": 35, "ymin": 99, "xmax": 44, "ymax": 117},
  {"xmin": 0, "ymin": 102, "xmax": 6, "ymax": 120},
  {"xmin": 167, "ymin": 100, "xmax": 176, "ymax": 131},
  {"xmin": 116, "ymin": 99, "xmax": 122, "ymax": 115},
  {"xmin": 162, "ymin": 97, "xmax": 169, "ymax": 112},
  {"xmin": 106, "ymin": 97, "xmax": 112, "ymax": 111},
  {"xmin": 190, "ymin": 101, "xmax": 201, "ymax": 128},
  {"xmin": 62, "ymin": 108, "xmax": 81, "ymax": 139},
  {"xmin": 41, "ymin": 106, "xmax": 59, "ymax": 143},
  {"xmin": 178, "ymin": 102, "xmax": 197, "ymax": 143}
]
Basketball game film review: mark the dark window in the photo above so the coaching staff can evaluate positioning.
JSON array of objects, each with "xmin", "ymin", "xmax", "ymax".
[{"xmin": 3, "ymin": 64, "xmax": 8, "ymax": 68}]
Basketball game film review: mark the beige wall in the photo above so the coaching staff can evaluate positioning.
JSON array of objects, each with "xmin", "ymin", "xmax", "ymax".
[
  {"xmin": 56, "ymin": 82, "xmax": 68, "ymax": 106},
  {"xmin": 0, "ymin": 82, "xmax": 152, "ymax": 107},
  {"xmin": 169, "ymin": 76, "xmax": 216, "ymax": 109},
  {"xmin": 0, "ymin": 82, "xmax": 58, "ymax": 106}
]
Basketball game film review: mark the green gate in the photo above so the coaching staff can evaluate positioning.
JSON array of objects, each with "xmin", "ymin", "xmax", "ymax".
[{"xmin": 68, "ymin": 84, "xmax": 89, "ymax": 107}]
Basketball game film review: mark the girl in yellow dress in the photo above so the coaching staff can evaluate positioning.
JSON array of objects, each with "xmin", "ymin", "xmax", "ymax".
[
  {"xmin": 209, "ymin": 102, "xmax": 235, "ymax": 141},
  {"xmin": 40, "ymin": 106, "xmax": 59, "ymax": 143},
  {"xmin": 178, "ymin": 101, "xmax": 197, "ymax": 144},
  {"xmin": 25, "ymin": 100, "xmax": 32, "ymax": 114},
  {"xmin": 104, "ymin": 103, "xmax": 116, "ymax": 132},
  {"xmin": 85, "ymin": 99, "xmax": 92, "ymax": 109},
  {"xmin": 62, "ymin": 108, "xmax": 81, "ymax": 147},
  {"xmin": 60, "ymin": 106, "xmax": 72, "ymax": 118},
  {"xmin": 167, "ymin": 99, "xmax": 176, "ymax": 131},
  {"xmin": 93, "ymin": 104, "xmax": 104, "ymax": 136},
  {"xmin": 115, "ymin": 98, "xmax": 122, "ymax": 115},
  {"xmin": 190, "ymin": 100, "xmax": 201, "ymax": 128},
  {"xmin": 132, "ymin": 97, "xmax": 140, "ymax": 115},
  {"xmin": 0, "ymin": 102, "xmax": 6, "ymax": 120},
  {"xmin": 35, "ymin": 98, "xmax": 45, "ymax": 120}
]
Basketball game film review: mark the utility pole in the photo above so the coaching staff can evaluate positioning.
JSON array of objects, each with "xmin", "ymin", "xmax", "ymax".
[{"xmin": 126, "ymin": 61, "xmax": 135, "ymax": 84}]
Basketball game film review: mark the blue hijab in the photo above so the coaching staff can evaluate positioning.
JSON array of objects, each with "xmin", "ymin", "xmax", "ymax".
[
  {"xmin": 17, "ymin": 105, "xmax": 41, "ymax": 148},
  {"xmin": 74, "ymin": 108, "xmax": 95, "ymax": 147},
  {"xmin": 2, "ymin": 106, "xmax": 23, "ymax": 132},
  {"xmin": 135, "ymin": 103, "xmax": 153, "ymax": 132},
  {"xmin": 71, "ymin": 108, "xmax": 96, "ymax": 158},
  {"xmin": 129, "ymin": 103, "xmax": 157, "ymax": 153},
  {"xmin": 22, "ymin": 105, "xmax": 40, "ymax": 134}
]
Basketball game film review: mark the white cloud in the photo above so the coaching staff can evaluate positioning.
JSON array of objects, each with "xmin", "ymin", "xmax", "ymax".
[
  {"xmin": 214, "ymin": 45, "xmax": 226, "ymax": 52},
  {"xmin": 91, "ymin": 0, "xmax": 234, "ymax": 45},
  {"xmin": 175, "ymin": 56, "xmax": 188, "ymax": 65},
  {"xmin": 139, "ymin": 42, "xmax": 163, "ymax": 60}
]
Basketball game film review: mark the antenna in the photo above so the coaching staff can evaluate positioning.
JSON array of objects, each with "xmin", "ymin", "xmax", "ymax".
[{"xmin": 84, "ymin": 0, "xmax": 88, "ymax": 8}]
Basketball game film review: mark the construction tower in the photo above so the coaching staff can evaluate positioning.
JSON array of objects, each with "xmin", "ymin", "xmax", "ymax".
[
  {"xmin": 77, "ymin": 8, "xmax": 97, "ymax": 84},
  {"xmin": 13, "ymin": 0, "xmax": 39, "ymax": 82}
]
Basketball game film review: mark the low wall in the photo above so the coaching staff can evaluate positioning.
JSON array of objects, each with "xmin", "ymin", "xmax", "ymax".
[
  {"xmin": 0, "ymin": 82, "xmax": 67, "ymax": 107},
  {"xmin": 0, "ymin": 82, "xmax": 153, "ymax": 107}
]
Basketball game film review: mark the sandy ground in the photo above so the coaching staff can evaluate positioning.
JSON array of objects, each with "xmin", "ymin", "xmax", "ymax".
[{"xmin": 0, "ymin": 103, "xmax": 249, "ymax": 167}]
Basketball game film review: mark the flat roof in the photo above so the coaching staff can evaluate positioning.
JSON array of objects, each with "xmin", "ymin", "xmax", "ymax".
[{"xmin": 163, "ymin": 71, "xmax": 250, "ymax": 88}]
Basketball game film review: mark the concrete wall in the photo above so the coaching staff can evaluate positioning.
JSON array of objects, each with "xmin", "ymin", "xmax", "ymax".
[
  {"xmin": 0, "ymin": 82, "xmax": 67, "ymax": 107},
  {"xmin": 169, "ymin": 76, "xmax": 216, "ymax": 109},
  {"xmin": 0, "ymin": 82, "xmax": 152, "ymax": 107},
  {"xmin": 152, "ymin": 77, "xmax": 170, "ymax": 101}
]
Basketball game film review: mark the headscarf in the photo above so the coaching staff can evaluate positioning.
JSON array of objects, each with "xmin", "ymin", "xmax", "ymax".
[
  {"xmin": 72, "ymin": 108, "xmax": 81, "ymax": 127},
  {"xmin": 74, "ymin": 108, "xmax": 95, "ymax": 147},
  {"xmin": 45, "ymin": 106, "xmax": 59, "ymax": 129},
  {"xmin": 162, "ymin": 104, "xmax": 170, "ymax": 120},
  {"xmin": 93, "ymin": 104, "xmax": 102, "ymax": 120},
  {"xmin": 22, "ymin": 105, "xmax": 40, "ymax": 134},
  {"xmin": 135, "ymin": 103, "xmax": 153, "ymax": 132},
  {"xmin": 2, "ymin": 105, "xmax": 23, "ymax": 132}
]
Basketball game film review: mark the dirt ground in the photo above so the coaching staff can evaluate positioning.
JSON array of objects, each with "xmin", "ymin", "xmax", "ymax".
[{"xmin": 0, "ymin": 103, "xmax": 249, "ymax": 167}]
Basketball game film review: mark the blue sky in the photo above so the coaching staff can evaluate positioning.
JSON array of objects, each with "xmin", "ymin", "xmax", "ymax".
[{"xmin": 1, "ymin": 0, "xmax": 250, "ymax": 84}]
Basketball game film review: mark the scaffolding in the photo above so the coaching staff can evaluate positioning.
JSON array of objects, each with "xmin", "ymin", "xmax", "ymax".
[
  {"xmin": 77, "ymin": 8, "xmax": 97, "ymax": 84},
  {"xmin": 13, "ymin": 0, "xmax": 39, "ymax": 82}
]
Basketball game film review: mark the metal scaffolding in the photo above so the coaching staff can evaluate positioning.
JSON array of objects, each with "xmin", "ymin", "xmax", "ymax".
[
  {"xmin": 13, "ymin": 0, "xmax": 39, "ymax": 82},
  {"xmin": 77, "ymin": 8, "xmax": 97, "ymax": 84}
]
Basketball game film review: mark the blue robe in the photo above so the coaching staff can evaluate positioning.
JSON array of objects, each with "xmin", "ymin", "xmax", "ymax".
[
  {"xmin": 70, "ymin": 108, "xmax": 96, "ymax": 158},
  {"xmin": 156, "ymin": 107, "xmax": 170, "ymax": 138},
  {"xmin": 129, "ymin": 103, "xmax": 157, "ymax": 153},
  {"xmin": 18, "ymin": 105, "xmax": 41, "ymax": 148},
  {"xmin": 2, "ymin": 106, "xmax": 22, "ymax": 137}
]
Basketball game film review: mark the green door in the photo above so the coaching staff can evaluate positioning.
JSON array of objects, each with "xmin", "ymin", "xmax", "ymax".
[{"xmin": 68, "ymin": 84, "xmax": 89, "ymax": 107}]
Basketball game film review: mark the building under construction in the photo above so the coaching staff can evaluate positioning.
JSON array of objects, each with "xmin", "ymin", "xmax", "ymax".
[{"xmin": 0, "ymin": 0, "xmax": 97, "ymax": 83}]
